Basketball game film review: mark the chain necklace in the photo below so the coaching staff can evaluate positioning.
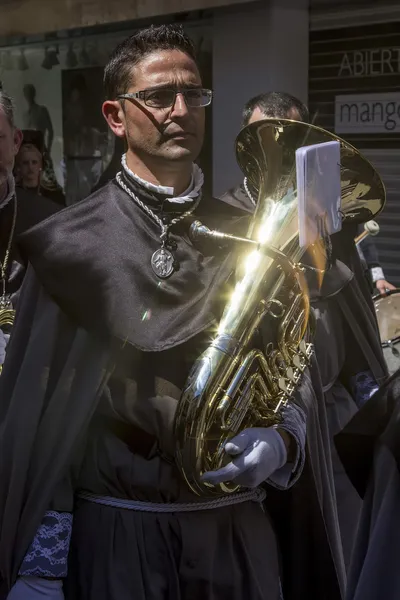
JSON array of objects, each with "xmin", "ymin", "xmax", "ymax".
[
  {"xmin": 0, "ymin": 193, "xmax": 17, "ymax": 324},
  {"xmin": 243, "ymin": 177, "xmax": 256, "ymax": 207},
  {"xmin": 116, "ymin": 172, "xmax": 201, "ymax": 279}
]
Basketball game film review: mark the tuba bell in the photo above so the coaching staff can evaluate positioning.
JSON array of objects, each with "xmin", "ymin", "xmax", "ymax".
[{"xmin": 174, "ymin": 119, "xmax": 385, "ymax": 497}]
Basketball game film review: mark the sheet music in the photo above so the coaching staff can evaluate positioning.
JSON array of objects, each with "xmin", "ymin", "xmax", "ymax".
[{"xmin": 296, "ymin": 141, "xmax": 342, "ymax": 248}]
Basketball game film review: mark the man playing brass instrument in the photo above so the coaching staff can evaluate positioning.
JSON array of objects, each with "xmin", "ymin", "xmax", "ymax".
[
  {"xmin": 0, "ymin": 26, "xmax": 344, "ymax": 600},
  {"xmin": 221, "ymin": 91, "xmax": 387, "ymax": 577}
]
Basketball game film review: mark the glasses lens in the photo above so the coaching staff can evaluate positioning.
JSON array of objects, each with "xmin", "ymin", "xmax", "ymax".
[
  {"xmin": 145, "ymin": 89, "xmax": 176, "ymax": 108},
  {"xmin": 143, "ymin": 88, "xmax": 213, "ymax": 108},
  {"xmin": 185, "ymin": 89, "xmax": 212, "ymax": 107}
]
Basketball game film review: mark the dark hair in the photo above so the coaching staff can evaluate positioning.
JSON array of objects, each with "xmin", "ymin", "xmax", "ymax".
[
  {"xmin": 104, "ymin": 24, "xmax": 197, "ymax": 100},
  {"xmin": 21, "ymin": 129, "xmax": 45, "ymax": 154},
  {"xmin": 242, "ymin": 91, "xmax": 309, "ymax": 126},
  {"xmin": 0, "ymin": 88, "xmax": 15, "ymax": 128}
]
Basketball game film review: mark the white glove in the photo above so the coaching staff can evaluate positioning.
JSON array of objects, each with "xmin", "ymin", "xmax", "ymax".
[{"xmin": 201, "ymin": 427, "xmax": 288, "ymax": 488}]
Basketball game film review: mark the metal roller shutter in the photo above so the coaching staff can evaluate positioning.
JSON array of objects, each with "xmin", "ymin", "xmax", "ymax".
[
  {"xmin": 362, "ymin": 149, "xmax": 400, "ymax": 286},
  {"xmin": 309, "ymin": 17, "xmax": 400, "ymax": 285},
  {"xmin": 310, "ymin": 2, "xmax": 400, "ymax": 30}
]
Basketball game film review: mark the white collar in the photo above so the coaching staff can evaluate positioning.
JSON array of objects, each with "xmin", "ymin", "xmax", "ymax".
[
  {"xmin": 0, "ymin": 174, "xmax": 15, "ymax": 210},
  {"xmin": 121, "ymin": 154, "xmax": 204, "ymax": 204}
]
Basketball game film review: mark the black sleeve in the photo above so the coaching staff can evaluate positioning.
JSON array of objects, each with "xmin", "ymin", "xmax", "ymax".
[
  {"xmin": 334, "ymin": 275, "xmax": 387, "ymax": 389},
  {"xmin": 340, "ymin": 315, "xmax": 371, "ymax": 383},
  {"xmin": 359, "ymin": 236, "xmax": 380, "ymax": 269}
]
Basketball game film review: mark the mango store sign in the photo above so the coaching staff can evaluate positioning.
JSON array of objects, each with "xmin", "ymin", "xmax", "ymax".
[{"xmin": 335, "ymin": 92, "xmax": 400, "ymax": 134}]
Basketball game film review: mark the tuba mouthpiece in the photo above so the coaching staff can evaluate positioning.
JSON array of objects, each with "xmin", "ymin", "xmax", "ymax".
[
  {"xmin": 189, "ymin": 220, "xmax": 258, "ymax": 250},
  {"xmin": 189, "ymin": 220, "xmax": 213, "ymax": 242}
]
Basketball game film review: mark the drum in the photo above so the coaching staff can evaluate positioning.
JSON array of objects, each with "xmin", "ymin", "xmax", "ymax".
[{"xmin": 373, "ymin": 289, "xmax": 400, "ymax": 375}]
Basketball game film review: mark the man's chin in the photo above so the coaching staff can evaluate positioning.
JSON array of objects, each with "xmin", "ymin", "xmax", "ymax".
[{"xmin": 163, "ymin": 143, "xmax": 199, "ymax": 162}]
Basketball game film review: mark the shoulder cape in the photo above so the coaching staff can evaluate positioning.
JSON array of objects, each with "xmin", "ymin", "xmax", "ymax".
[{"xmin": 17, "ymin": 181, "xmax": 247, "ymax": 352}]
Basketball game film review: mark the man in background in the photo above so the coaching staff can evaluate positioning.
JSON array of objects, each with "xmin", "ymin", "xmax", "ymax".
[{"xmin": 220, "ymin": 92, "xmax": 309, "ymax": 213}]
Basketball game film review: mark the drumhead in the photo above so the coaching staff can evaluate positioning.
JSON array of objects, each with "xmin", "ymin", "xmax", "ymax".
[{"xmin": 374, "ymin": 289, "xmax": 400, "ymax": 345}]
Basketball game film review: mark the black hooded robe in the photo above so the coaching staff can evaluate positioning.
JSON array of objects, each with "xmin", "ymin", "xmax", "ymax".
[{"xmin": 0, "ymin": 179, "xmax": 383, "ymax": 600}]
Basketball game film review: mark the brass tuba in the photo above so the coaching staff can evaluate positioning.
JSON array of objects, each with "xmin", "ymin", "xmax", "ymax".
[{"xmin": 174, "ymin": 119, "xmax": 385, "ymax": 496}]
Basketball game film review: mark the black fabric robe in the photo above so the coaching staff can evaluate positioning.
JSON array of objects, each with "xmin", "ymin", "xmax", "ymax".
[
  {"xmin": 335, "ymin": 369, "xmax": 400, "ymax": 600},
  {"xmin": 0, "ymin": 178, "xmax": 383, "ymax": 599}
]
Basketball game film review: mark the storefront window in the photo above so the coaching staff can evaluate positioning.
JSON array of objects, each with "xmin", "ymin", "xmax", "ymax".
[{"xmin": 0, "ymin": 25, "xmax": 212, "ymax": 203}]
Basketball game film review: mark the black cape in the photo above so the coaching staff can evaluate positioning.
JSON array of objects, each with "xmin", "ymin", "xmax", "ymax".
[
  {"xmin": 17, "ymin": 178, "xmax": 246, "ymax": 352},
  {"xmin": 0, "ymin": 180, "xmax": 385, "ymax": 599},
  {"xmin": 335, "ymin": 369, "xmax": 400, "ymax": 600}
]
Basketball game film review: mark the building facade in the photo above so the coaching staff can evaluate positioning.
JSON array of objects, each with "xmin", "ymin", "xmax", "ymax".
[
  {"xmin": 309, "ymin": 1, "xmax": 400, "ymax": 285},
  {"xmin": 0, "ymin": 0, "xmax": 309, "ymax": 200}
]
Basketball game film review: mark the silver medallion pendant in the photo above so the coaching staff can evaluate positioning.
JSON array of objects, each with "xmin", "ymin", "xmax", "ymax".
[{"xmin": 151, "ymin": 247, "xmax": 175, "ymax": 279}]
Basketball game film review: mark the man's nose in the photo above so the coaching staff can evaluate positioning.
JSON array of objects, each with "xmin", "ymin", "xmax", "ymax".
[{"xmin": 170, "ymin": 92, "xmax": 190, "ymax": 117}]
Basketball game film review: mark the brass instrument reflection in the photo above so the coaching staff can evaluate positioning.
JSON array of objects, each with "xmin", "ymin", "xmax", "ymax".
[{"xmin": 174, "ymin": 119, "xmax": 385, "ymax": 496}]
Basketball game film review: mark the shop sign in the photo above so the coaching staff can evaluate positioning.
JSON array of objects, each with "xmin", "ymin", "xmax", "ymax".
[{"xmin": 335, "ymin": 92, "xmax": 400, "ymax": 134}]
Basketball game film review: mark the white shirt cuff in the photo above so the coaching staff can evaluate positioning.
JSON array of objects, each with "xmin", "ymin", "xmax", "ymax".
[{"xmin": 370, "ymin": 266, "xmax": 385, "ymax": 283}]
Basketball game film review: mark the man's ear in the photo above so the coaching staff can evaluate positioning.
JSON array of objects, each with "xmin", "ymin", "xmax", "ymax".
[{"xmin": 102, "ymin": 100, "xmax": 127, "ymax": 138}]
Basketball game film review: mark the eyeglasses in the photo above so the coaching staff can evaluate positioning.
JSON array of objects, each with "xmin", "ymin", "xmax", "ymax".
[{"xmin": 117, "ymin": 88, "xmax": 213, "ymax": 109}]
